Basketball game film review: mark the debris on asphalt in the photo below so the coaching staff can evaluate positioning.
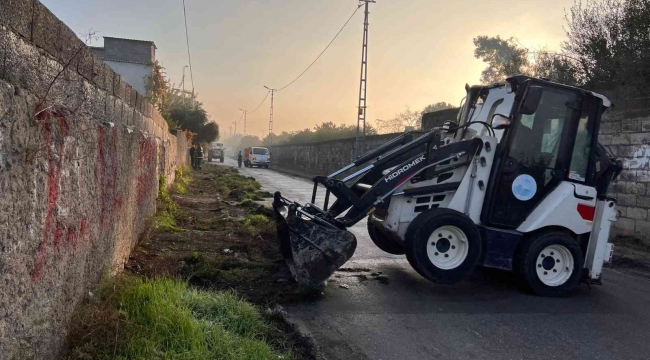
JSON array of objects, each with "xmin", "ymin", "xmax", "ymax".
[
  {"xmin": 265, "ymin": 304, "xmax": 287, "ymax": 319},
  {"xmin": 222, "ymin": 248, "xmax": 233, "ymax": 254},
  {"xmin": 376, "ymin": 275, "xmax": 389, "ymax": 284},
  {"xmin": 336, "ymin": 267, "xmax": 371, "ymax": 273},
  {"xmin": 339, "ymin": 284, "xmax": 350, "ymax": 289},
  {"xmin": 370, "ymin": 271, "xmax": 382, "ymax": 276}
]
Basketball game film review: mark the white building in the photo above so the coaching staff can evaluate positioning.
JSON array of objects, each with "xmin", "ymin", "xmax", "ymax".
[{"xmin": 90, "ymin": 37, "xmax": 156, "ymax": 95}]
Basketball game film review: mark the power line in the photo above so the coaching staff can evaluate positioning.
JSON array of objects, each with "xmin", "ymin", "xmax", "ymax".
[
  {"xmin": 246, "ymin": 91, "xmax": 270, "ymax": 115},
  {"xmin": 275, "ymin": 4, "xmax": 363, "ymax": 92},
  {"xmin": 182, "ymin": 0, "xmax": 195, "ymax": 93}
]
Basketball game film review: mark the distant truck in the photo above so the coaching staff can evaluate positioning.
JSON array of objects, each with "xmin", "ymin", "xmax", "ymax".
[
  {"xmin": 208, "ymin": 142, "xmax": 225, "ymax": 163},
  {"xmin": 244, "ymin": 146, "xmax": 271, "ymax": 168}
]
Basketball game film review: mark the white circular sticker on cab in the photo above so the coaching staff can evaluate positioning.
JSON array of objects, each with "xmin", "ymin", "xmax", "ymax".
[{"xmin": 512, "ymin": 174, "xmax": 537, "ymax": 201}]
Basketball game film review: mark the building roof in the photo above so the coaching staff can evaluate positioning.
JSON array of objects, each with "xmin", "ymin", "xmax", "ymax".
[{"xmin": 103, "ymin": 36, "xmax": 157, "ymax": 49}]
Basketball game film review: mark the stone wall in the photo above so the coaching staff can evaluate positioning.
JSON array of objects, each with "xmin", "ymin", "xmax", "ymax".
[
  {"xmin": 600, "ymin": 109, "xmax": 650, "ymax": 244},
  {"xmin": 268, "ymin": 132, "xmax": 410, "ymax": 179},
  {"xmin": 0, "ymin": 2, "xmax": 188, "ymax": 358}
]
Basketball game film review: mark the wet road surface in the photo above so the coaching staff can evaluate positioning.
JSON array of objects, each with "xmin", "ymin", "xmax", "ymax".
[{"xmin": 211, "ymin": 159, "xmax": 650, "ymax": 360}]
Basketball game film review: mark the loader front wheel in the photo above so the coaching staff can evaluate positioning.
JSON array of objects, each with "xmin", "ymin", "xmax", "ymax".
[
  {"xmin": 367, "ymin": 215, "xmax": 404, "ymax": 255},
  {"xmin": 405, "ymin": 208, "xmax": 482, "ymax": 284},
  {"xmin": 517, "ymin": 231, "xmax": 583, "ymax": 297}
]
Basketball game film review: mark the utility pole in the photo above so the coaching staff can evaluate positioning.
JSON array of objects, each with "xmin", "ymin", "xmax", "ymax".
[
  {"xmin": 232, "ymin": 121, "xmax": 237, "ymax": 136},
  {"xmin": 239, "ymin": 108, "xmax": 247, "ymax": 136},
  {"xmin": 353, "ymin": 0, "xmax": 375, "ymax": 159},
  {"xmin": 264, "ymin": 86, "xmax": 277, "ymax": 145},
  {"xmin": 181, "ymin": 65, "xmax": 188, "ymax": 107}
]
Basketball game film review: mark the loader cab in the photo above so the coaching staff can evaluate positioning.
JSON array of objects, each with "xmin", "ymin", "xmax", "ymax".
[{"xmin": 477, "ymin": 76, "xmax": 609, "ymax": 229}]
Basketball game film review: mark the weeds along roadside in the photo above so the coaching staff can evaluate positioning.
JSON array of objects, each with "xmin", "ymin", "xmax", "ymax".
[{"xmin": 64, "ymin": 165, "xmax": 318, "ymax": 360}]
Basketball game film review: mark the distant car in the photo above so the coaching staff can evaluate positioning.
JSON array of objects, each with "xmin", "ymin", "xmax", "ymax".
[
  {"xmin": 208, "ymin": 142, "xmax": 225, "ymax": 163},
  {"xmin": 244, "ymin": 146, "xmax": 271, "ymax": 168}
]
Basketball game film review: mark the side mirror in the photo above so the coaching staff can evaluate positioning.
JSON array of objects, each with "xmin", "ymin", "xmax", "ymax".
[
  {"xmin": 491, "ymin": 114, "xmax": 511, "ymax": 130},
  {"xmin": 520, "ymin": 86, "xmax": 543, "ymax": 115}
]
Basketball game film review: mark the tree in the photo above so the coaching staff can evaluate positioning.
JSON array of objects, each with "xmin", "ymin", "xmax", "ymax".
[
  {"xmin": 238, "ymin": 135, "xmax": 263, "ymax": 150},
  {"xmin": 530, "ymin": 50, "xmax": 580, "ymax": 86},
  {"xmin": 375, "ymin": 107, "xmax": 422, "ymax": 134},
  {"xmin": 422, "ymin": 102, "xmax": 455, "ymax": 115},
  {"xmin": 166, "ymin": 104, "xmax": 219, "ymax": 144},
  {"xmin": 563, "ymin": 0, "xmax": 650, "ymax": 93},
  {"xmin": 473, "ymin": 36, "xmax": 530, "ymax": 84},
  {"xmin": 144, "ymin": 60, "xmax": 170, "ymax": 113},
  {"xmin": 262, "ymin": 122, "xmax": 378, "ymax": 145},
  {"xmin": 194, "ymin": 122, "xmax": 219, "ymax": 144},
  {"xmin": 474, "ymin": 36, "xmax": 580, "ymax": 86}
]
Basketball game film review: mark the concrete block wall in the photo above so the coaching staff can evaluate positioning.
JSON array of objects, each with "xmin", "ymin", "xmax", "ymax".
[
  {"xmin": 269, "ymin": 132, "xmax": 410, "ymax": 178},
  {"xmin": 0, "ymin": 2, "xmax": 188, "ymax": 359},
  {"xmin": 600, "ymin": 109, "xmax": 650, "ymax": 244}
]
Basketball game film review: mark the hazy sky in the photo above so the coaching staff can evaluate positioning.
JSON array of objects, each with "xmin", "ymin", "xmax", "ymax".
[{"xmin": 42, "ymin": 0, "xmax": 574, "ymax": 138}]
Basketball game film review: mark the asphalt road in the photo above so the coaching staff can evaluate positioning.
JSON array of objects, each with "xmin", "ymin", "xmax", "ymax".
[{"xmin": 212, "ymin": 159, "xmax": 650, "ymax": 360}]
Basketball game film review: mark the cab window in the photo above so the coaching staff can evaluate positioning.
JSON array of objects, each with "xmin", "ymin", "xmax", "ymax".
[
  {"xmin": 509, "ymin": 87, "xmax": 578, "ymax": 186},
  {"xmin": 568, "ymin": 100, "xmax": 596, "ymax": 183}
]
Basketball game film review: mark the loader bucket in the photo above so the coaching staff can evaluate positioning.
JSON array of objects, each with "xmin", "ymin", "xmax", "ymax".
[{"xmin": 273, "ymin": 193, "xmax": 357, "ymax": 287}]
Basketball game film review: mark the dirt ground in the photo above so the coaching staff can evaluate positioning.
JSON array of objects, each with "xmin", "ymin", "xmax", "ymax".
[{"xmin": 124, "ymin": 164, "xmax": 321, "ymax": 359}]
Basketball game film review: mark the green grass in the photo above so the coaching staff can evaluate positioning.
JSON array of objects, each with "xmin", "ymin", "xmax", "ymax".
[
  {"xmin": 245, "ymin": 214, "xmax": 273, "ymax": 236},
  {"xmin": 66, "ymin": 276, "xmax": 290, "ymax": 360},
  {"xmin": 174, "ymin": 167, "xmax": 192, "ymax": 194},
  {"xmin": 237, "ymin": 199, "xmax": 254, "ymax": 207},
  {"xmin": 155, "ymin": 210, "xmax": 184, "ymax": 232},
  {"xmin": 156, "ymin": 174, "xmax": 184, "ymax": 232},
  {"xmin": 215, "ymin": 170, "xmax": 262, "ymax": 200},
  {"xmin": 246, "ymin": 193, "xmax": 265, "ymax": 201}
]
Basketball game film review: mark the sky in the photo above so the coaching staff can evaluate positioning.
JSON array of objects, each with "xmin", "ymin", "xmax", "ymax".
[{"xmin": 41, "ymin": 0, "xmax": 574, "ymax": 139}]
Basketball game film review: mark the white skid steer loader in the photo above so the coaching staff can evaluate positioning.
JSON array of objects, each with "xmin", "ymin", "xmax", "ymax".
[{"xmin": 272, "ymin": 75, "xmax": 622, "ymax": 297}]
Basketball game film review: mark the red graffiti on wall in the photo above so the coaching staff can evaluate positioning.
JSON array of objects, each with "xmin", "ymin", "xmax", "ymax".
[
  {"xmin": 136, "ymin": 136, "xmax": 157, "ymax": 206},
  {"xmin": 66, "ymin": 226, "xmax": 76, "ymax": 245},
  {"xmin": 32, "ymin": 115, "xmax": 69, "ymax": 281},
  {"xmin": 95, "ymin": 126, "xmax": 122, "ymax": 227},
  {"xmin": 53, "ymin": 223, "xmax": 65, "ymax": 249},
  {"xmin": 79, "ymin": 218, "xmax": 87, "ymax": 240}
]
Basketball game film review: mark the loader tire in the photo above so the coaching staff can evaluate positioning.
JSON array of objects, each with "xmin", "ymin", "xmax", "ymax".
[
  {"xmin": 516, "ymin": 231, "xmax": 583, "ymax": 297},
  {"xmin": 367, "ymin": 216, "xmax": 404, "ymax": 255},
  {"xmin": 405, "ymin": 208, "xmax": 482, "ymax": 284}
]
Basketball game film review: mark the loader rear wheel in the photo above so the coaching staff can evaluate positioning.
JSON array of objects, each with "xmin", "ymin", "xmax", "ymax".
[
  {"xmin": 517, "ymin": 231, "xmax": 583, "ymax": 297},
  {"xmin": 405, "ymin": 208, "xmax": 482, "ymax": 284},
  {"xmin": 367, "ymin": 216, "xmax": 404, "ymax": 255}
]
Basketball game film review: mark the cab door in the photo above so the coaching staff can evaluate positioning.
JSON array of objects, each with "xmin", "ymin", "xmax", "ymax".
[{"xmin": 484, "ymin": 84, "xmax": 582, "ymax": 228}]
